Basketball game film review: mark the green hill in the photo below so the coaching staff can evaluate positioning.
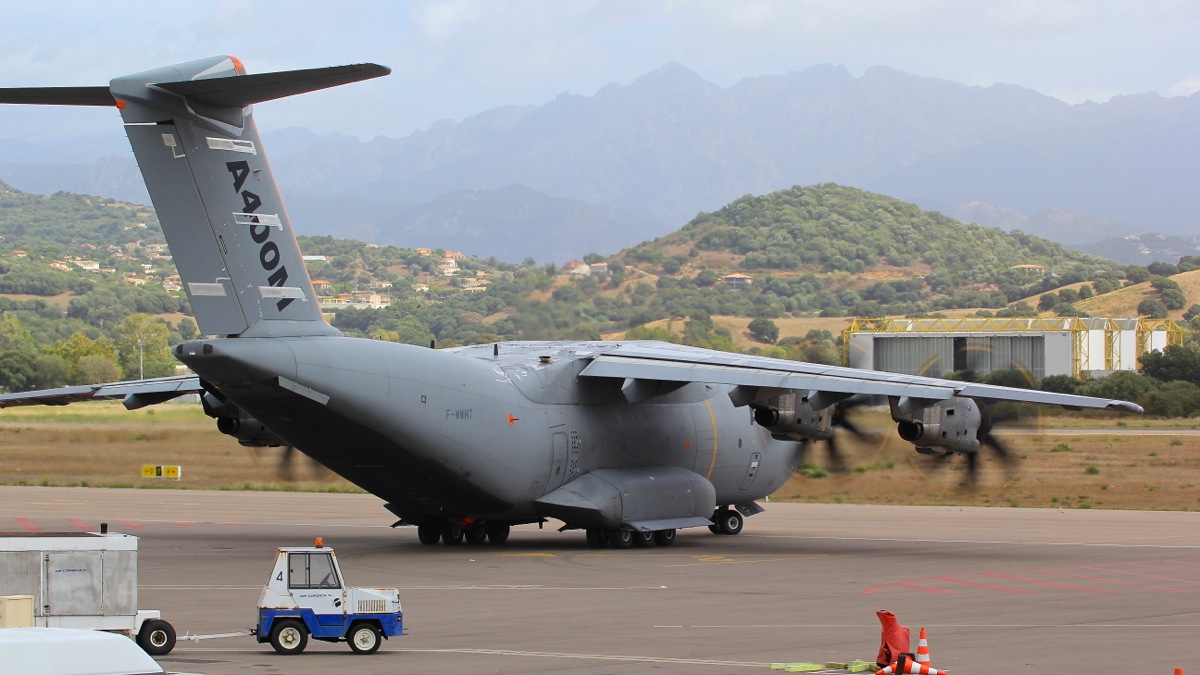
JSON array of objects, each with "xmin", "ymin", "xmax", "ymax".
[
  {"xmin": 0, "ymin": 180, "xmax": 1189, "ymax": 383},
  {"xmin": 622, "ymin": 184, "xmax": 1124, "ymax": 313}
]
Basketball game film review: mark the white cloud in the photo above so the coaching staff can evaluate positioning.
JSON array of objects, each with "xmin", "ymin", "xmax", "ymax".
[{"xmin": 1166, "ymin": 77, "xmax": 1200, "ymax": 97}]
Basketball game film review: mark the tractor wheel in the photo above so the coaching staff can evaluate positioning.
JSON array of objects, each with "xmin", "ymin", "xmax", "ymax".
[
  {"xmin": 348, "ymin": 622, "xmax": 382, "ymax": 655},
  {"xmin": 136, "ymin": 618, "xmax": 176, "ymax": 656},
  {"xmin": 269, "ymin": 618, "xmax": 308, "ymax": 655}
]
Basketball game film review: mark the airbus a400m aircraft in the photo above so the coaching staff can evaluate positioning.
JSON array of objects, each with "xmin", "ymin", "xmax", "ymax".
[{"xmin": 0, "ymin": 57, "xmax": 1142, "ymax": 548}]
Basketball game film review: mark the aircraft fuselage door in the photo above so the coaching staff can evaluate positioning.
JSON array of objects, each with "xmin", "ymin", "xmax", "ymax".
[
  {"xmin": 739, "ymin": 452, "xmax": 761, "ymax": 490},
  {"xmin": 549, "ymin": 431, "xmax": 568, "ymax": 490}
]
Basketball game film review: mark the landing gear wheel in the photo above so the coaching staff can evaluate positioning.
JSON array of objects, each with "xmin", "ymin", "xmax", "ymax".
[
  {"xmin": 708, "ymin": 523, "xmax": 722, "ymax": 534},
  {"xmin": 608, "ymin": 529, "xmax": 633, "ymax": 549},
  {"xmin": 465, "ymin": 527, "xmax": 488, "ymax": 545},
  {"xmin": 585, "ymin": 529, "xmax": 608, "ymax": 549},
  {"xmin": 441, "ymin": 525, "xmax": 464, "ymax": 545},
  {"xmin": 653, "ymin": 529, "xmax": 677, "ymax": 546},
  {"xmin": 417, "ymin": 525, "xmax": 441, "ymax": 545},
  {"xmin": 269, "ymin": 618, "xmax": 308, "ymax": 655},
  {"xmin": 485, "ymin": 523, "xmax": 511, "ymax": 545},
  {"xmin": 136, "ymin": 618, "xmax": 176, "ymax": 656},
  {"xmin": 633, "ymin": 531, "xmax": 655, "ymax": 547},
  {"xmin": 347, "ymin": 622, "xmax": 382, "ymax": 655},
  {"xmin": 716, "ymin": 509, "xmax": 744, "ymax": 535}
]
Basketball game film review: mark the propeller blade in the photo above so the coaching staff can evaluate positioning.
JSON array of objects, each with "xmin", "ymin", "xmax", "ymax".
[
  {"xmin": 824, "ymin": 434, "xmax": 849, "ymax": 473},
  {"xmin": 961, "ymin": 451, "xmax": 979, "ymax": 489}
]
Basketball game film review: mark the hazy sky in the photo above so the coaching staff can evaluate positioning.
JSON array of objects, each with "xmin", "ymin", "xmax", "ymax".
[{"xmin": 1, "ymin": 0, "xmax": 1197, "ymax": 143}]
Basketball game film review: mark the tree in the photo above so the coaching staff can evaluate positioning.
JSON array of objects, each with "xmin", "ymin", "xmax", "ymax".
[
  {"xmin": 0, "ymin": 350, "xmax": 37, "ymax": 392},
  {"xmin": 177, "ymin": 317, "xmax": 198, "ymax": 342},
  {"xmin": 1141, "ymin": 380, "xmax": 1200, "ymax": 417},
  {"xmin": 1140, "ymin": 345, "xmax": 1200, "ymax": 387},
  {"xmin": 747, "ymin": 318, "xmax": 779, "ymax": 344},
  {"xmin": 1039, "ymin": 374, "xmax": 1081, "ymax": 395},
  {"xmin": 1137, "ymin": 298, "xmax": 1169, "ymax": 319},
  {"xmin": 75, "ymin": 354, "xmax": 121, "ymax": 384},
  {"xmin": 1125, "ymin": 266, "xmax": 1151, "ymax": 284},
  {"xmin": 1078, "ymin": 370, "xmax": 1157, "ymax": 403},
  {"xmin": 1160, "ymin": 288, "xmax": 1187, "ymax": 311},
  {"xmin": 981, "ymin": 369, "xmax": 1038, "ymax": 390},
  {"xmin": 43, "ymin": 332, "xmax": 120, "ymax": 385},
  {"xmin": 113, "ymin": 314, "xmax": 174, "ymax": 379}
]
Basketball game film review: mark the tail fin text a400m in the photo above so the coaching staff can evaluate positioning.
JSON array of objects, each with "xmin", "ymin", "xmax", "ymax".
[
  {"xmin": 0, "ymin": 58, "xmax": 1143, "ymax": 549},
  {"xmin": 0, "ymin": 56, "xmax": 388, "ymax": 338}
]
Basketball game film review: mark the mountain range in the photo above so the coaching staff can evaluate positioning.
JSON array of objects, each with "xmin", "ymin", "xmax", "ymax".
[{"xmin": 0, "ymin": 63, "xmax": 1195, "ymax": 264}]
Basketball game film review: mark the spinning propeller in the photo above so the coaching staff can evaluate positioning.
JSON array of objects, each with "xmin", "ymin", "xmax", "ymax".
[{"xmin": 925, "ymin": 401, "xmax": 1020, "ymax": 488}]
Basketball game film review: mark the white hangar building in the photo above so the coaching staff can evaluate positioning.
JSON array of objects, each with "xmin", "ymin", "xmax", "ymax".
[{"xmin": 843, "ymin": 317, "xmax": 1182, "ymax": 379}]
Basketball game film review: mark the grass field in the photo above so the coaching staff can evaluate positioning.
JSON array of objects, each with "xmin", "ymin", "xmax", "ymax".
[{"xmin": 0, "ymin": 401, "xmax": 1197, "ymax": 510}]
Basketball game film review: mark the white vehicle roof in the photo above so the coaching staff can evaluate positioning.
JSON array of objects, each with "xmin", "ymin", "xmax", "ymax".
[
  {"xmin": 0, "ymin": 627, "xmax": 163, "ymax": 674},
  {"xmin": 0, "ymin": 532, "xmax": 138, "ymax": 552}
]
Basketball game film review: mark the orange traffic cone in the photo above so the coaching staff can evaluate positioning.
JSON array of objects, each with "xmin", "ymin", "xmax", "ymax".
[
  {"xmin": 875, "ymin": 653, "xmax": 948, "ymax": 675},
  {"xmin": 915, "ymin": 627, "xmax": 931, "ymax": 664}
]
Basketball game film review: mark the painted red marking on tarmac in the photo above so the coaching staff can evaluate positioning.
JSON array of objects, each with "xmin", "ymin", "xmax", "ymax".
[
  {"xmin": 985, "ymin": 572, "xmax": 1110, "ymax": 593},
  {"xmin": 896, "ymin": 582, "xmax": 956, "ymax": 595},
  {"xmin": 175, "ymin": 521, "xmax": 195, "ymax": 527},
  {"xmin": 1137, "ymin": 560, "xmax": 1200, "ymax": 578},
  {"xmin": 13, "ymin": 517, "xmax": 40, "ymax": 532},
  {"xmin": 937, "ymin": 575, "xmax": 1035, "ymax": 594},
  {"xmin": 68, "ymin": 518, "xmax": 91, "ymax": 531},
  {"xmin": 862, "ymin": 580, "xmax": 956, "ymax": 595},
  {"xmin": 1035, "ymin": 567, "xmax": 1184, "ymax": 593},
  {"xmin": 118, "ymin": 520, "xmax": 143, "ymax": 529},
  {"xmin": 1082, "ymin": 564, "xmax": 1196, "ymax": 584}
]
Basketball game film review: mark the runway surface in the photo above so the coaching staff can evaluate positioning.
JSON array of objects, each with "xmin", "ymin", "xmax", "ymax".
[{"xmin": 1, "ymin": 486, "xmax": 1197, "ymax": 674}]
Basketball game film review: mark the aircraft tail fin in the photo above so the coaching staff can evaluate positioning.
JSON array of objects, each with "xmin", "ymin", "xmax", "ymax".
[{"xmin": 0, "ymin": 56, "xmax": 390, "ymax": 338}]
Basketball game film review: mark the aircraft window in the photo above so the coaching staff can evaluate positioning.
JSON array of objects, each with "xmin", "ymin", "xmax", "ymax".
[{"xmin": 288, "ymin": 552, "xmax": 340, "ymax": 589}]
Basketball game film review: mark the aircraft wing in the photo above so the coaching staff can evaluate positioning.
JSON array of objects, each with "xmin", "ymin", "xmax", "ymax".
[
  {"xmin": 578, "ymin": 342, "xmax": 1143, "ymax": 413},
  {"xmin": 0, "ymin": 375, "xmax": 203, "ymax": 410}
]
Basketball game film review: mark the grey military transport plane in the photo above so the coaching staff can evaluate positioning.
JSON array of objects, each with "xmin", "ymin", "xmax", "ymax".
[{"xmin": 0, "ymin": 57, "xmax": 1143, "ymax": 548}]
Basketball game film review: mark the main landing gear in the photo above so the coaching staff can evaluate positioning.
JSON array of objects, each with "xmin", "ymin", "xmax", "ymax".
[
  {"xmin": 585, "ymin": 528, "xmax": 677, "ymax": 549},
  {"xmin": 709, "ymin": 507, "xmax": 744, "ymax": 535},
  {"xmin": 416, "ymin": 522, "xmax": 511, "ymax": 546}
]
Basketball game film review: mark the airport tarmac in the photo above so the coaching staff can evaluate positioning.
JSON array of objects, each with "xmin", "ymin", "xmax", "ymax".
[{"xmin": 1, "ymin": 486, "xmax": 1197, "ymax": 674}]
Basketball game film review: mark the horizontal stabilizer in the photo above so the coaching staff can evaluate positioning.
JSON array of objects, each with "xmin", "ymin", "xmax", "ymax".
[
  {"xmin": 0, "ymin": 86, "xmax": 113, "ymax": 106},
  {"xmin": 153, "ymin": 63, "xmax": 390, "ymax": 108}
]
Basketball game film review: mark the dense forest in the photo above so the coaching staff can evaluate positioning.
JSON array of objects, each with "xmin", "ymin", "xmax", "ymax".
[{"xmin": 1, "ymin": 180, "xmax": 1199, "ymax": 415}]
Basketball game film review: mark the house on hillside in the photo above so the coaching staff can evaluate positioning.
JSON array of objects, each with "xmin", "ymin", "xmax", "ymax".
[
  {"xmin": 721, "ymin": 273, "xmax": 752, "ymax": 289},
  {"xmin": 312, "ymin": 280, "xmax": 334, "ymax": 297},
  {"xmin": 1010, "ymin": 264, "xmax": 1046, "ymax": 275}
]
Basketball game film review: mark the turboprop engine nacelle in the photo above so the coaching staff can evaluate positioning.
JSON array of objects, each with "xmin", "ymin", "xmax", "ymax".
[
  {"xmin": 752, "ymin": 391, "xmax": 835, "ymax": 441},
  {"xmin": 890, "ymin": 396, "xmax": 982, "ymax": 454},
  {"xmin": 201, "ymin": 392, "xmax": 286, "ymax": 447}
]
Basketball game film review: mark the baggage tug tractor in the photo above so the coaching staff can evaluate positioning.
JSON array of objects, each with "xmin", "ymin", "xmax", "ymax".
[{"xmin": 255, "ymin": 540, "xmax": 403, "ymax": 655}]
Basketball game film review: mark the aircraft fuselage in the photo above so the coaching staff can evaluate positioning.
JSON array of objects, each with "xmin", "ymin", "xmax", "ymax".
[{"xmin": 178, "ymin": 338, "xmax": 796, "ymax": 528}]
